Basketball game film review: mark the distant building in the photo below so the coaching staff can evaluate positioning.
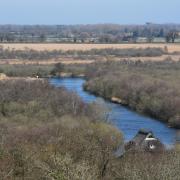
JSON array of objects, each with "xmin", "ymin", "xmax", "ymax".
[
  {"xmin": 136, "ymin": 37, "xmax": 148, "ymax": 43},
  {"xmin": 125, "ymin": 129, "xmax": 164, "ymax": 152}
]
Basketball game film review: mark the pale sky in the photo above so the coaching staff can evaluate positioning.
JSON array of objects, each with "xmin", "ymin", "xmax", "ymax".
[{"xmin": 0, "ymin": 0, "xmax": 180, "ymax": 25}]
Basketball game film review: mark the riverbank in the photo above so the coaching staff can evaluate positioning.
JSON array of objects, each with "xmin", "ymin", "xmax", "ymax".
[
  {"xmin": 1, "ymin": 75, "xmax": 180, "ymax": 179},
  {"xmin": 49, "ymin": 77, "xmax": 180, "ymax": 180},
  {"xmin": 50, "ymin": 77, "xmax": 177, "ymax": 145},
  {"xmin": 1, "ymin": 56, "xmax": 180, "ymax": 129},
  {"xmin": 84, "ymin": 84, "xmax": 178, "ymax": 129},
  {"xmin": 1, "ymin": 59, "xmax": 180, "ymax": 129},
  {"xmin": 84, "ymin": 60, "xmax": 180, "ymax": 129},
  {"xmin": 0, "ymin": 73, "xmax": 43, "ymax": 81}
]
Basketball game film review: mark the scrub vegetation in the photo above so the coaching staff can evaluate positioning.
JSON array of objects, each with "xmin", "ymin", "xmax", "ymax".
[
  {"xmin": 84, "ymin": 60, "xmax": 180, "ymax": 128},
  {"xmin": 0, "ymin": 64, "xmax": 53, "ymax": 77},
  {"xmin": 0, "ymin": 46, "xmax": 166, "ymax": 60},
  {"xmin": 1, "ymin": 45, "xmax": 180, "ymax": 179},
  {"xmin": 0, "ymin": 80, "xmax": 180, "ymax": 179},
  {"xmin": 0, "ymin": 79, "xmax": 122, "ymax": 179}
]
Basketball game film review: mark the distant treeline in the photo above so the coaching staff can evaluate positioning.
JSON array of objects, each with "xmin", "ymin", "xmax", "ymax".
[
  {"xmin": 0, "ymin": 46, "xmax": 166, "ymax": 60},
  {"xmin": 0, "ymin": 24, "xmax": 180, "ymax": 43}
]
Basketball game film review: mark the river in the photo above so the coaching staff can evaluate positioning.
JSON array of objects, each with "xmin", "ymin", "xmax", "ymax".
[{"xmin": 50, "ymin": 77, "xmax": 179, "ymax": 146}]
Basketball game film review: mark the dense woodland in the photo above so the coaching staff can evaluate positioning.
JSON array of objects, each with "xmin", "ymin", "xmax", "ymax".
[{"xmin": 0, "ymin": 24, "xmax": 180, "ymax": 43}]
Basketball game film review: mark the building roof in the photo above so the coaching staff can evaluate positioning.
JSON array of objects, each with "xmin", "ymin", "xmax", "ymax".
[{"xmin": 125, "ymin": 129, "xmax": 164, "ymax": 152}]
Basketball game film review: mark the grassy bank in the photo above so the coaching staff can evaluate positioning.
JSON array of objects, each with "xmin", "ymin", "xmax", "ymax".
[{"xmin": 84, "ymin": 60, "xmax": 180, "ymax": 128}]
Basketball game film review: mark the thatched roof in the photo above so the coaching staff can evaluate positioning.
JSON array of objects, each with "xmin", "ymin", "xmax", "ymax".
[{"xmin": 125, "ymin": 129, "xmax": 164, "ymax": 152}]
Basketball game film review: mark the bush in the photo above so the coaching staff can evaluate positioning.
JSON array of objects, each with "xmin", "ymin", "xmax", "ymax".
[
  {"xmin": 84, "ymin": 60, "xmax": 180, "ymax": 127},
  {"xmin": 0, "ymin": 47, "xmax": 165, "ymax": 60},
  {"xmin": 0, "ymin": 79, "xmax": 122, "ymax": 179}
]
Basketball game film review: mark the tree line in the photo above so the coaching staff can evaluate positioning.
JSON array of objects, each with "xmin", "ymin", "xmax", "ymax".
[{"xmin": 0, "ymin": 24, "xmax": 180, "ymax": 43}]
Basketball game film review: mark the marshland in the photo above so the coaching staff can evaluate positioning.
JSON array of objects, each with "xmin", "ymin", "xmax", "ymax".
[{"xmin": 0, "ymin": 4, "xmax": 180, "ymax": 178}]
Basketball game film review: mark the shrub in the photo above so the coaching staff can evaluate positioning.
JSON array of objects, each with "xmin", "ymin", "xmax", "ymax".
[
  {"xmin": 0, "ymin": 79, "xmax": 123, "ymax": 179},
  {"xmin": 84, "ymin": 60, "xmax": 180, "ymax": 127}
]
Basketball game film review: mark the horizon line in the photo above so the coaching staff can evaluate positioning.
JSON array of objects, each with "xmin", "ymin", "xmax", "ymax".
[{"xmin": 0, "ymin": 22, "xmax": 180, "ymax": 26}]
